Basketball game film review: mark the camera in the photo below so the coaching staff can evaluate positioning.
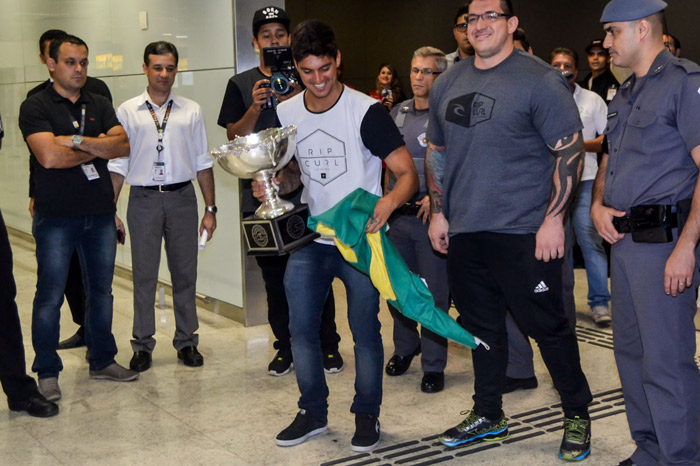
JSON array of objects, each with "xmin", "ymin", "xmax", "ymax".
[
  {"xmin": 262, "ymin": 46, "xmax": 301, "ymax": 96},
  {"xmin": 259, "ymin": 80, "xmax": 276, "ymax": 110}
]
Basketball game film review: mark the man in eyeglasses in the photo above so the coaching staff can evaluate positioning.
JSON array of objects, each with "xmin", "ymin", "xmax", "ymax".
[
  {"xmin": 446, "ymin": 4, "xmax": 474, "ymax": 68},
  {"xmin": 426, "ymin": 0, "xmax": 592, "ymax": 460},
  {"xmin": 384, "ymin": 47, "xmax": 449, "ymax": 394}
]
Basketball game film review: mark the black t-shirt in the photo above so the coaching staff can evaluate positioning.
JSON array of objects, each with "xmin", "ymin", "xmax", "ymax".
[
  {"xmin": 217, "ymin": 67, "xmax": 300, "ymax": 214},
  {"xmin": 27, "ymin": 76, "xmax": 113, "ymax": 197},
  {"xmin": 19, "ymin": 86, "xmax": 120, "ymax": 217}
]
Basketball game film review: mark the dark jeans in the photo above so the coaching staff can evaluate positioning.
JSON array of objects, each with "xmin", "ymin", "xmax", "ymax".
[
  {"xmin": 284, "ymin": 242, "xmax": 382, "ymax": 420},
  {"xmin": 0, "ymin": 209, "xmax": 39, "ymax": 401},
  {"xmin": 256, "ymin": 254, "xmax": 339, "ymax": 353},
  {"xmin": 32, "ymin": 213, "xmax": 118, "ymax": 377},
  {"xmin": 448, "ymin": 232, "xmax": 592, "ymax": 419}
]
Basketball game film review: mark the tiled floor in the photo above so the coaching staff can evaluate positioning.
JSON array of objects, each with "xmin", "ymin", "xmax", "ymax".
[{"xmin": 2, "ymin": 232, "xmax": 696, "ymax": 465}]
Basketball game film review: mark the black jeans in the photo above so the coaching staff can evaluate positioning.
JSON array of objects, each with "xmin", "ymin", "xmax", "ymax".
[
  {"xmin": 448, "ymin": 232, "xmax": 592, "ymax": 419},
  {"xmin": 0, "ymin": 209, "xmax": 39, "ymax": 401},
  {"xmin": 256, "ymin": 254, "xmax": 340, "ymax": 353}
]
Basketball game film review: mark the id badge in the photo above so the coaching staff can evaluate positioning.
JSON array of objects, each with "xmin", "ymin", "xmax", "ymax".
[
  {"xmin": 606, "ymin": 88, "xmax": 617, "ymax": 101},
  {"xmin": 152, "ymin": 162, "xmax": 166, "ymax": 182},
  {"xmin": 81, "ymin": 163, "xmax": 100, "ymax": 180}
]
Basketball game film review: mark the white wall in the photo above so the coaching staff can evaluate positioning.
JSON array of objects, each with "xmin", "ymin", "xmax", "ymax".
[{"xmin": 0, "ymin": 0, "xmax": 244, "ymax": 308}]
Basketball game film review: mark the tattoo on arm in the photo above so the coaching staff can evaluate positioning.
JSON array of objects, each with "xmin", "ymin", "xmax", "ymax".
[
  {"xmin": 425, "ymin": 144, "xmax": 446, "ymax": 214},
  {"xmin": 546, "ymin": 131, "xmax": 584, "ymax": 218}
]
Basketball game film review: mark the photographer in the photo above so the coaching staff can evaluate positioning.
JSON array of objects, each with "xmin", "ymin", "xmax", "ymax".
[{"xmin": 217, "ymin": 6, "xmax": 342, "ymax": 377}]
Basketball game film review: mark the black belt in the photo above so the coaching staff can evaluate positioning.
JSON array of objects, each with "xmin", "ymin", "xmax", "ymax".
[
  {"xmin": 141, "ymin": 181, "xmax": 190, "ymax": 192},
  {"xmin": 613, "ymin": 204, "xmax": 677, "ymax": 233},
  {"xmin": 397, "ymin": 202, "xmax": 421, "ymax": 216}
]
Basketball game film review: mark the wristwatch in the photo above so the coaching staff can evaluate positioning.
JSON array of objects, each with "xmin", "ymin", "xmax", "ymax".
[
  {"xmin": 72, "ymin": 134, "xmax": 83, "ymax": 149},
  {"xmin": 205, "ymin": 205, "xmax": 218, "ymax": 215}
]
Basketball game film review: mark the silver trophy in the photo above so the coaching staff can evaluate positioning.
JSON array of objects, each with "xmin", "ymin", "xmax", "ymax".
[{"xmin": 211, "ymin": 125, "xmax": 318, "ymax": 255}]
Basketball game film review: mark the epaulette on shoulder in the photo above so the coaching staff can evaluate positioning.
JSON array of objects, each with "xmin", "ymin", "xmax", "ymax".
[{"xmin": 671, "ymin": 58, "xmax": 700, "ymax": 75}]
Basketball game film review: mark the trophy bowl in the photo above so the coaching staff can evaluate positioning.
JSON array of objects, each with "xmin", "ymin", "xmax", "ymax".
[{"xmin": 211, "ymin": 125, "xmax": 297, "ymax": 219}]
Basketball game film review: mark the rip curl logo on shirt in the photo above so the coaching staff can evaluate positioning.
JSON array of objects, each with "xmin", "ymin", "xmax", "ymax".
[
  {"xmin": 262, "ymin": 7, "xmax": 279, "ymax": 19},
  {"xmin": 417, "ymin": 132, "xmax": 428, "ymax": 148},
  {"xmin": 297, "ymin": 129, "xmax": 348, "ymax": 186},
  {"xmin": 446, "ymin": 93, "xmax": 495, "ymax": 128}
]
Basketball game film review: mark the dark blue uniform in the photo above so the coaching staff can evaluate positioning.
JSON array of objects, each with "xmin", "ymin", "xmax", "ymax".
[{"xmin": 603, "ymin": 49, "xmax": 700, "ymax": 466}]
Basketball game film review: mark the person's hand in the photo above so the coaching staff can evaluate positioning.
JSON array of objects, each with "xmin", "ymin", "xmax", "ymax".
[
  {"xmin": 28, "ymin": 198, "xmax": 34, "ymax": 217},
  {"xmin": 275, "ymin": 81, "xmax": 302, "ymax": 103},
  {"xmin": 382, "ymin": 95, "xmax": 394, "ymax": 111},
  {"xmin": 251, "ymin": 177, "xmax": 279, "ymax": 202},
  {"xmin": 535, "ymin": 217, "xmax": 564, "ymax": 262},
  {"xmin": 200, "ymin": 212, "xmax": 217, "ymax": 241},
  {"xmin": 591, "ymin": 202, "xmax": 626, "ymax": 244},
  {"xmin": 115, "ymin": 215, "xmax": 126, "ymax": 245},
  {"xmin": 428, "ymin": 212, "xmax": 449, "ymax": 253},
  {"xmin": 664, "ymin": 240, "xmax": 695, "ymax": 296},
  {"xmin": 416, "ymin": 195, "xmax": 430, "ymax": 224},
  {"xmin": 366, "ymin": 196, "xmax": 394, "ymax": 233},
  {"xmin": 252, "ymin": 79, "xmax": 273, "ymax": 111}
]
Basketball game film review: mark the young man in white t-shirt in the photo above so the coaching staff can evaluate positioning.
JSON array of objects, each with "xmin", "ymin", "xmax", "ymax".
[{"xmin": 254, "ymin": 19, "xmax": 417, "ymax": 453}]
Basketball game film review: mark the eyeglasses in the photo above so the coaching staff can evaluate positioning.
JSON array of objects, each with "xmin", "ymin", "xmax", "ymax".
[
  {"xmin": 410, "ymin": 68, "xmax": 441, "ymax": 76},
  {"xmin": 466, "ymin": 11, "xmax": 512, "ymax": 26},
  {"xmin": 454, "ymin": 22, "xmax": 469, "ymax": 32}
]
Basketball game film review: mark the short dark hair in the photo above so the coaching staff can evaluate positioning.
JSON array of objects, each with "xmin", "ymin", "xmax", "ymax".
[
  {"xmin": 669, "ymin": 33, "xmax": 681, "ymax": 49},
  {"xmin": 513, "ymin": 28, "xmax": 530, "ymax": 51},
  {"xmin": 144, "ymin": 41, "xmax": 179, "ymax": 66},
  {"xmin": 291, "ymin": 19, "xmax": 338, "ymax": 62},
  {"xmin": 454, "ymin": 4, "xmax": 470, "ymax": 25},
  {"xmin": 39, "ymin": 29, "xmax": 67, "ymax": 55},
  {"xmin": 467, "ymin": 0, "xmax": 514, "ymax": 16},
  {"xmin": 550, "ymin": 47, "xmax": 579, "ymax": 70},
  {"xmin": 48, "ymin": 34, "xmax": 88, "ymax": 61}
]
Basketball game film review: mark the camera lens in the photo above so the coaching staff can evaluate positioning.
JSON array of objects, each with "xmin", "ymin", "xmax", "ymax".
[{"xmin": 271, "ymin": 76, "xmax": 290, "ymax": 94}]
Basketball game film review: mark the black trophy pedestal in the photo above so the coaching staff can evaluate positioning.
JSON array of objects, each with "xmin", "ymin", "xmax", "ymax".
[{"xmin": 242, "ymin": 205, "xmax": 319, "ymax": 255}]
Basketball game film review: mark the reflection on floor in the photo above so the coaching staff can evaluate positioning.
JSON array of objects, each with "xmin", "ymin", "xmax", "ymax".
[{"xmin": 2, "ymin": 232, "xmax": 698, "ymax": 465}]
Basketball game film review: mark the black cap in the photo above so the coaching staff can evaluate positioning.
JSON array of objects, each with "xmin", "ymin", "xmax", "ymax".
[
  {"xmin": 252, "ymin": 6, "xmax": 290, "ymax": 36},
  {"xmin": 585, "ymin": 39, "xmax": 608, "ymax": 54}
]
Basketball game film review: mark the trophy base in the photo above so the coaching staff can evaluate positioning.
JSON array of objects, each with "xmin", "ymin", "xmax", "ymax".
[{"xmin": 242, "ymin": 205, "xmax": 320, "ymax": 256}]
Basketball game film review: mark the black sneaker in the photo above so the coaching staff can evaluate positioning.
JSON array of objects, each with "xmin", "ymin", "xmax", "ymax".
[
  {"xmin": 351, "ymin": 413, "xmax": 380, "ymax": 452},
  {"xmin": 323, "ymin": 351, "xmax": 344, "ymax": 374},
  {"xmin": 275, "ymin": 409, "xmax": 328, "ymax": 447},
  {"xmin": 439, "ymin": 410, "xmax": 509, "ymax": 447},
  {"xmin": 268, "ymin": 350, "xmax": 293, "ymax": 376},
  {"xmin": 558, "ymin": 416, "xmax": 591, "ymax": 461}
]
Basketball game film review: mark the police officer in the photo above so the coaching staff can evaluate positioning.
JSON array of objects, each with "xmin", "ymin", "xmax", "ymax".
[
  {"xmin": 384, "ymin": 46, "xmax": 449, "ymax": 394},
  {"xmin": 591, "ymin": 1, "xmax": 700, "ymax": 465}
]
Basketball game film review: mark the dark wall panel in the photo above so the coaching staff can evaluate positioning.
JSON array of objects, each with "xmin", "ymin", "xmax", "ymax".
[{"xmin": 286, "ymin": 0, "xmax": 699, "ymax": 96}]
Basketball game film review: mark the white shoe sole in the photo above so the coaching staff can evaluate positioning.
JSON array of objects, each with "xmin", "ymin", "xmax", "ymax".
[
  {"xmin": 324, "ymin": 365, "xmax": 344, "ymax": 374},
  {"xmin": 268, "ymin": 362, "xmax": 294, "ymax": 377},
  {"xmin": 275, "ymin": 424, "xmax": 327, "ymax": 447},
  {"xmin": 351, "ymin": 436, "xmax": 380, "ymax": 452}
]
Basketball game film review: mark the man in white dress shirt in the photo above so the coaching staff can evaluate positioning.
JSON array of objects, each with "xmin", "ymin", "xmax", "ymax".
[{"xmin": 109, "ymin": 41, "xmax": 216, "ymax": 372}]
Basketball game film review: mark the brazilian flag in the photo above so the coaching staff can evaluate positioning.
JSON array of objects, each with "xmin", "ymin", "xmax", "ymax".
[{"xmin": 308, "ymin": 188, "xmax": 485, "ymax": 350}]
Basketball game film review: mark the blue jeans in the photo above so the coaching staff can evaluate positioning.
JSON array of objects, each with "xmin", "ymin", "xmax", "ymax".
[
  {"xmin": 284, "ymin": 242, "xmax": 382, "ymax": 420},
  {"xmin": 570, "ymin": 180, "xmax": 610, "ymax": 308},
  {"xmin": 32, "ymin": 213, "xmax": 118, "ymax": 378}
]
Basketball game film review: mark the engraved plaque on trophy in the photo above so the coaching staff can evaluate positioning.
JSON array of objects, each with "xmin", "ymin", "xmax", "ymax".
[{"xmin": 211, "ymin": 125, "xmax": 318, "ymax": 255}]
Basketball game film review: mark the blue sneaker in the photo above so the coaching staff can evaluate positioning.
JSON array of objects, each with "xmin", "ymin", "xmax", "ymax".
[
  {"xmin": 558, "ymin": 416, "xmax": 591, "ymax": 461},
  {"xmin": 439, "ymin": 410, "xmax": 509, "ymax": 447}
]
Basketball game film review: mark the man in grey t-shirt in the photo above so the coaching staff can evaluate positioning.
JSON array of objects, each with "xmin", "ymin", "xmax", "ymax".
[{"xmin": 425, "ymin": 0, "xmax": 592, "ymax": 461}]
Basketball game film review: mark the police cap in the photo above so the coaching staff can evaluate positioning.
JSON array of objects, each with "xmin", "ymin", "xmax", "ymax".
[{"xmin": 600, "ymin": 0, "xmax": 667, "ymax": 23}]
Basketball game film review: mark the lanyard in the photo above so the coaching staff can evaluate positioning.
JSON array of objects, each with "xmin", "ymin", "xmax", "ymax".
[
  {"xmin": 145, "ymin": 99, "xmax": 173, "ymax": 161},
  {"xmin": 64, "ymin": 104, "xmax": 86, "ymax": 136}
]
